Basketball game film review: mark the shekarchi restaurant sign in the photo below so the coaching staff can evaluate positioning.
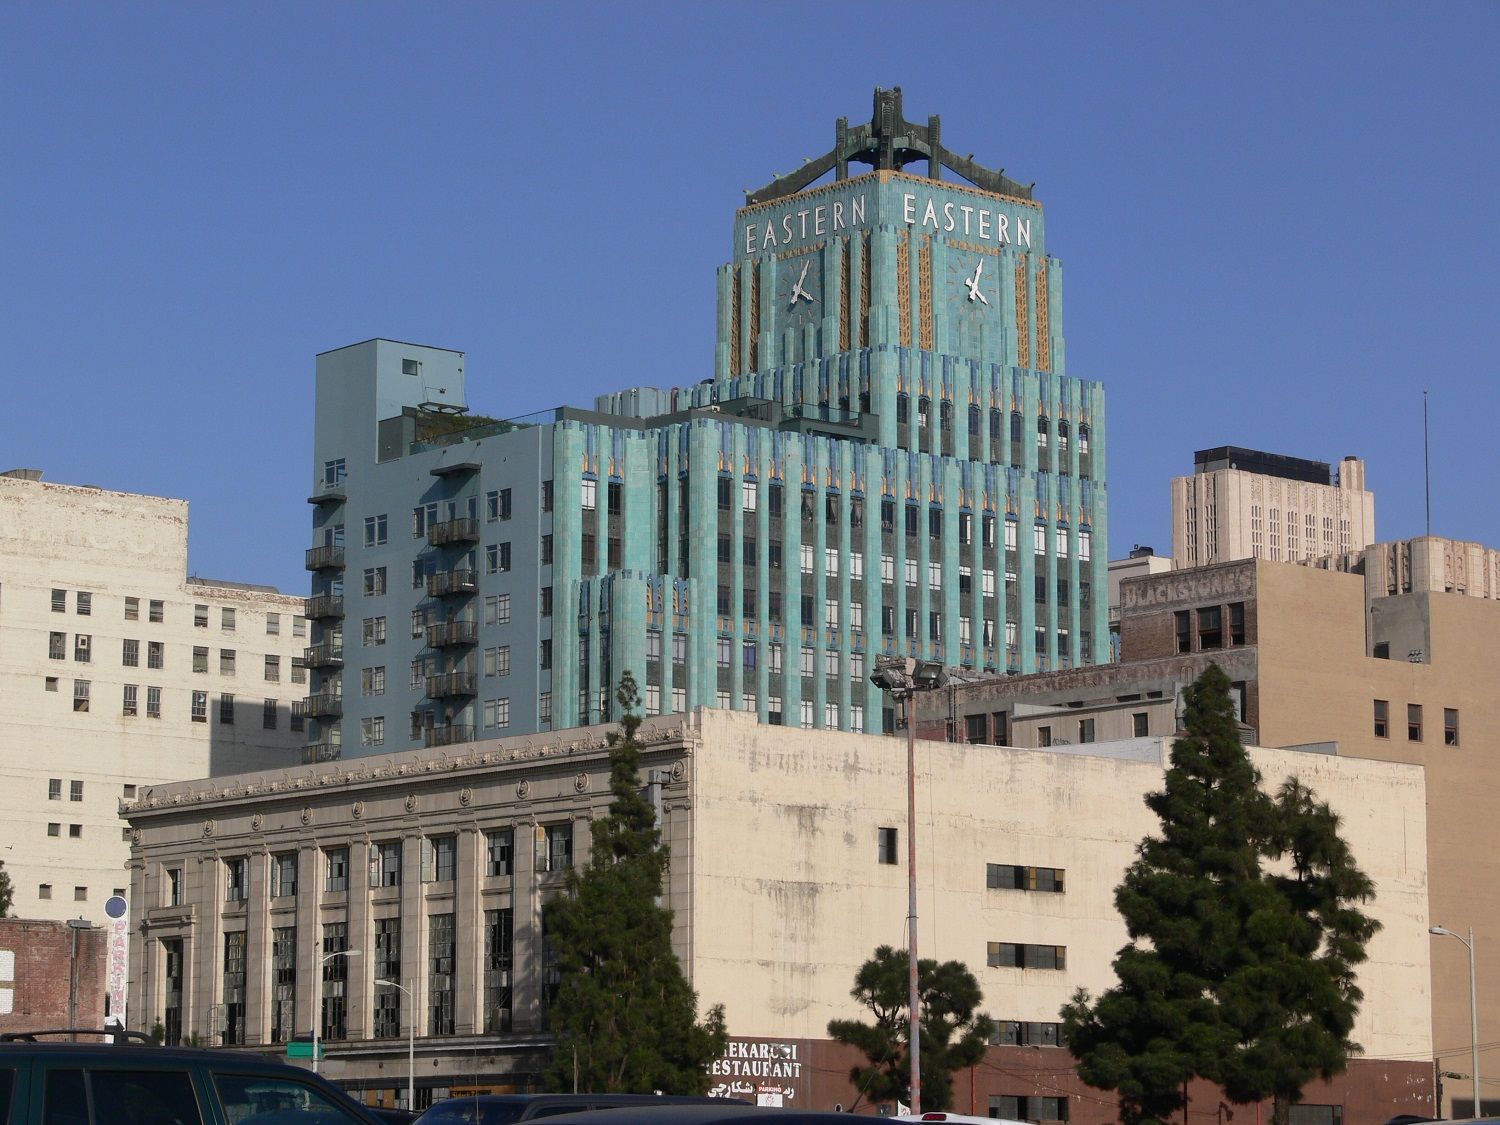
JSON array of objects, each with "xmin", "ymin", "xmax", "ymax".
[{"xmin": 708, "ymin": 1038, "xmax": 807, "ymax": 1107}]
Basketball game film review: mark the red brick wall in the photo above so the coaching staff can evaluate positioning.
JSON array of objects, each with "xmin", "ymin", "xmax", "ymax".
[{"xmin": 0, "ymin": 918, "xmax": 108, "ymax": 1034}]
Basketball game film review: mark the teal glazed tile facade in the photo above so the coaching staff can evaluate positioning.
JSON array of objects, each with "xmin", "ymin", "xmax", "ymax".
[{"xmin": 306, "ymin": 154, "xmax": 1106, "ymax": 759}]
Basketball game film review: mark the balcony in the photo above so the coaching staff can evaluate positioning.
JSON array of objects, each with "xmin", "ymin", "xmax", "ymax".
[
  {"xmin": 303, "ymin": 642, "xmax": 344, "ymax": 669},
  {"xmin": 424, "ymin": 724, "xmax": 475, "ymax": 748},
  {"xmin": 427, "ymin": 620, "xmax": 478, "ymax": 648},
  {"xmin": 302, "ymin": 741, "xmax": 342, "ymax": 764},
  {"xmin": 294, "ymin": 693, "xmax": 343, "ymax": 720},
  {"xmin": 304, "ymin": 544, "xmax": 345, "ymax": 571},
  {"xmin": 304, "ymin": 595, "xmax": 345, "ymax": 620},
  {"xmin": 426, "ymin": 672, "xmax": 478, "ymax": 699},
  {"xmin": 428, "ymin": 517, "xmax": 480, "ymax": 547},
  {"xmin": 427, "ymin": 569, "xmax": 477, "ymax": 598}
]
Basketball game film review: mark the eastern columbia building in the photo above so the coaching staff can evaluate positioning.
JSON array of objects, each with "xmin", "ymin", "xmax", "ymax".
[{"xmin": 302, "ymin": 86, "xmax": 1108, "ymax": 760}]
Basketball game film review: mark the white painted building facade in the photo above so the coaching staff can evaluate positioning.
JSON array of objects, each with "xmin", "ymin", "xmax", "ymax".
[{"xmin": 0, "ymin": 470, "xmax": 309, "ymax": 921}]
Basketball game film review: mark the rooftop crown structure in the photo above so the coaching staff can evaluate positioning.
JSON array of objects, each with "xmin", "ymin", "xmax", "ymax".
[{"xmin": 303, "ymin": 89, "xmax": 1108, "ymax": 758}]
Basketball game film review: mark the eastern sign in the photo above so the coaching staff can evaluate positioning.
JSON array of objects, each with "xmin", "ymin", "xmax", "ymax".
[{"xmin": 741, "ymin": 186, "xmax": 1035, "ymax": 259}]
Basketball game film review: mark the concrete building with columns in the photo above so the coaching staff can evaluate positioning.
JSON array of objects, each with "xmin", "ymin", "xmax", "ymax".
[
  {"xmin": 0, "ymin": 469, "xmax": 309, "ymax": 922},
  {"xmin": 301, "ymin": 87, "xmax": 1107, "ymax": 765},
  {"xmin": 124, "ymin": 708, "xmax": 1434, "ymax": 1118}
]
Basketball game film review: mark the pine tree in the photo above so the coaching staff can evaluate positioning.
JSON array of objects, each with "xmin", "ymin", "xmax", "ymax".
[
  {"xmin": 1061, "ymin": 664, "xmax": 1378, "ymax": 1125},
  {"xmin": 544, "ymin": 671, "xmax": 727, "ymax": 1093},
  {"xmin": 0, "ymin": 860, "xmax": 12, "ymax": 918},
  {"xmin": 828, "ymin": 944, "xmax": 994, "ymax": 1111}
]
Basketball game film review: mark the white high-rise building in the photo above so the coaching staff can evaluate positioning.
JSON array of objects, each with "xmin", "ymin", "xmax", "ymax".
[
  {"xmin": 0, "ymin": 469, "xmax": 309, "ymax": 921},
  {"xmin": 1171, "ymin": 446, "xmax": 1375, "ymax": 569}
]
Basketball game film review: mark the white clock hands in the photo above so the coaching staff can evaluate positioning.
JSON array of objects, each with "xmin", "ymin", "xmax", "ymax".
[
  {"xmin": 963, "ymin": 260, "xmax": 989, "ymax": 305},
  {"xmin": 789, "ymin": 259, "xmax": 815, "ymax": 307}
]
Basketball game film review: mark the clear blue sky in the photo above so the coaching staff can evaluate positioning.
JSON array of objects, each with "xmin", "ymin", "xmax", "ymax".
[{"xmin": 3, "ymin": 3, "xmax": 1496, "ymax": 594}]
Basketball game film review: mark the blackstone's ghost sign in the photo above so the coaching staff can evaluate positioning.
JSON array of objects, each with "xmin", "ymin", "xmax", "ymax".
[{"xmin": 708, "ymin": 1038, "xmax": 807, "ymax": 1107}]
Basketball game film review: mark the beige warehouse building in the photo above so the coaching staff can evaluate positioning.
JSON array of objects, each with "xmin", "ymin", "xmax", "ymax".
[
  {"xmin": 125, "ymin": 709, "xmax": 1432, "ymax": 1119},
  {"xmin": 0, "ymin": 469, "xmax": 310, "ymax": 921}
]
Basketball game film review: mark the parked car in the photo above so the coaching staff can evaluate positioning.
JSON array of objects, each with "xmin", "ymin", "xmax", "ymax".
[
  {"xmin": 0, "ymin": 1027, "xmax": 386, "ymax": 1124},
  {"xmin": 534, "ymin": 1106, "xmax": 853, "ymax": 1125},
  {"xmin": 415, "ymin": 1095, "xmax": 749, "ymax": 1125},
  {"xmin": 896, "ymin": 1114, "xmax": 1029, "ymax": 1125}
]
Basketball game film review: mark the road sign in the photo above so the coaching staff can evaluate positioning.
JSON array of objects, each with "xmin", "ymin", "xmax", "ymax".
[{"xmin": 286, "ymin": 1040, "xmax": 324, "ymax": 1060}]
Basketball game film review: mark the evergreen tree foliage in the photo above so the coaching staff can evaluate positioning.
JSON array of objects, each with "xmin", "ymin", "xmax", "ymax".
[
  {"xmin": 1061, "ymin": 664, "xmax": 1379, "ymax": 1125},
  {"xmin": 828, "ymin": 944, "xmax": 994, "ymax": 1111},
  {"xmin": 0, "ymin": 860, "xmax": 12, "ymax": 918},
  {"xmin": 544, "ymin": 671, "xmax": 727, "ymax": 1093}
]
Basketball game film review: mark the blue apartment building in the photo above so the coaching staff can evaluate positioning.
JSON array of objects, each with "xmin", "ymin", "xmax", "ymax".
[{"xmin": 302, "ymin": 88, "xmax": 1108, "ymax": 760}]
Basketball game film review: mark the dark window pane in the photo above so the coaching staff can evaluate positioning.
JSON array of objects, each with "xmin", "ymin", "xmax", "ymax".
[
  {"xmin": 43, "ymin": 1069, "xmax": 88, "ymax": 1125},
  {"xmin": 90, "ymin": 1070, "xmax": 201, "ymax": 1125}
]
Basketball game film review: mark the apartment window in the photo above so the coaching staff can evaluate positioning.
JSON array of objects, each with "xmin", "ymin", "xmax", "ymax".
[
  {"xmin": 325, "ymin": 847, "xmax": 350, "ymax": 893},
  {"xmin": 487, "ymin": 543, "xmax": 512, "ymax": 574},
  {"xmin": 47, "ymin": 822, "xmax": 60, "ymax": 837},
  {"xmin": 363, "ymin": 616, "xmax": 387, "ymax": 645},
  {"xmin": 364, "ymin": 514, "xmax": 388, "ymax": 546},
  {"xmin": 541, "ymin": 533, "xmax": 554, "ymax": 565},
  {"xmin": 261, "ymin": 654, "xmax": 280, "ymax": 683},
  {"xmin": 218, "ymin": 694, "xmax": 235, "ymax": 724},
  {"xmin": 362, "ymin": 567, "xmax": 387, "ymax": 596},
  {"xmin": 987, "ymin": 864, "xmax": 1065, "ymax": 892},
  {"xmin": 48, "ymin": 631, "xmax": 65, "ymax": 660},
  {"xmin": 194, "ymin": 604, "xmax": 209, "ymax": 628},
  {"xmin": 484, "ymin": 593, "xmax": 511, "ymax": 626},
  {"xmin": 1133, "ymin": 712, "xmax": 1149, "ymax": 737},
  {"xmin": 123, "ymin": 684, "xmax": 138, "ymax": 716},
  {"xmin": 323, "ymin": 458, "xmax": 346, "ymax": 486},
  {"xmin": 539, "ymin": 639, "xmax": 552, "ymax": 670},
  {"xmin": 76, "ymin": 592, "xmax": 92, "ymax": 616},
  {"xmin": 1372, "ymin": 699, "xmax": 1389, "ymax": 738},
  {"xmin": 1175, "ymin": 610, "xmax": 1191, "ymax": 654},
  {"xmin": 121, "ymin": 638, "xmax": 139, "ymax": 667},
  {"xmin": 266, "ymin": 612, "xmax": 280, "ymax": 635},
  {"xmin": 541, "ymin": 479, "xmax": 553, "ymax": 511},
  {"xmin": 1198, "ymin": 606, "xmax": 1223, "ymax": 649},
  {"xmin": 291, "ymin": 657, "xmax": 306, "ymax": 684},
  {"xmin": 990, "ymin": 1096, "xmax": 1069, "ymax": 1122},
  {"xmin": 146, "ymin": 686, "xmax": 161, "ymax": 718},
  {"xmin": 73, "ymin": 886, "xmax": 87, "ymax": 901},
  {"xmin": 263, "ymin": 698, "xmax": 278, "ymax": 729},
  {"xmin": 38, "ymin": 883, "xmax": 52, "ymax": 900},
  {"xmin": 484, "ymin": 698, "xmax": 511, "ymax": 729},
  {"xmin": 148, "ymin": 641, "xmax": 164, "ymax": 669},
  {"xmin": 165, "ymin": 867, "xmax": 182, "ymax": 906},
  {"xmin": 67, "ymin": 779, "xmax": 83, "ymax": 803},
  {"xmin": 47, "ymin": 778, "xmax": 61, "ymax": 800},
  {"xmin": 370, "ymin": 840, "xmax": 402, "ymax": 887},
  {"xmin": 488, "ymin": 488, "xmax": 512, "ymax": 521},
  {"xmin": 220, "ymin": 648, "xmax": 236, "ymax": 675},
  {"xmin": 224, "ymin": 856, "xmax": 248, "ymax": 902},
  {"xmin": 221, "ymin": 607, "xmax": 235, "ymax": 631},
  {"xmin": 540, "ymin": 823, "xmax": 573, "ymax": 872},
  {"xmin": 987, "ymin": 942, "xmax": 1066, "ymax": 969},
  {"xmin": 52, "ymin": 588, "xmax": 67, "ymax": 612},
  {"xmin": 73, "ymin": 679, "xmax": 90, "ymax": 712},
  {"xmin": 361, "ymin": 716, "xmax": 385, "ymax": 746},
  {"xmin": 149, "ymin": 599, "xmax": 164, "ymax": 623},
  {"xmin": 877, "ymin": 827, "xmax": 898, "ymax": 865},
  {"xmin": 1407, "ymin": 704, "xmax": 1423, "ymax": 742},
  {"xmin": 486, "ymin": 829, "xmax": 514, "ymax": 877},
  {"xmin": 193, "ymin": 646, "xmax": 209, "ymax": 673},
  {"xmin": 541, "ymin": 586, "xmax": 553, "ymax": 616},
  {"xmin": 362, "ymin": 666, "xmax": 386, "ymax": 696},
  {"xmin": 273, "ymin": 853, "xmax": 298, "ymax": 898},
  {"xmin": 1444, "ymin": 708, "xmax": 1460, "ymax": 747},
  {"xmin": 191, "ymin": 690, "xmax": 207, "ymax": 722},
  {"xmin": 990, "ymin": 1021, "xmax": 1068, "ymax": 1048},
  {"xmin": 412, "ymin": 502, "xmax": 437, "ymax": 538},
  {"xmin": 425, "ymin": 835, "xmax": 457, "ymax": 883},
  {"xmin": 1230, "ymin": 601, "xmax": 1246, "ymax": 645},
  {"xmin": 123, "ymin": 596, "xmax": 140, "ymax": 621}
]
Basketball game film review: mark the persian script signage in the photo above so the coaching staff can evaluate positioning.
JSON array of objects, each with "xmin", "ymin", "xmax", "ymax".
[{"xmin": 708, "ymin": 1038, "xmax": 808, "ymax": 1107}]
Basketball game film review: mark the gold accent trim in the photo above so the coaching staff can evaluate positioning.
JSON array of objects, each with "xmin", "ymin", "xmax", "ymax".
[
  {"xmin": 1014, "ymin": 255, "xmax": 1030, "ymax": 369},
  {"xmin": 918, "ymin": 236, "xmax": 934, "ymax": 352},
  {"xmin": 840, "ymin": 240, "xmax": 852, "ymax": 352},
  {"xmin": 730, "ymin": 271, "xmax": 742, "ymax": 377},
  {"xmin": 897, "ymin": 231, "xmax": 912, "ymax": 348},
  {"xmin": 1036, "ymin": 261, "xmax": 1050, "ymax": 372},
  {"xmin": 749, "ymin": 264, "xmax": 761, "ymax": 373},
  {"xmin": 859, "ymin": 234, "xmax": 871, "ymax": 347},
  {"xmin": 949, "ymin": 239, "xmax": 1004, "ymax": 257}
]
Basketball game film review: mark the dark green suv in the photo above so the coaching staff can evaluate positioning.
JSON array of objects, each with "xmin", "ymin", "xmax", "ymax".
[{"xmin": 0, "ymin": 1029, "xmax": 384, "ymax": 1124}]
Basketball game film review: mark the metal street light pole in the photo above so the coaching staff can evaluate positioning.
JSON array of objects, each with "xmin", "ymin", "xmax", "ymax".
[
  {"xmin": 871, "ymin": 656, "xmax": 946, "ymax": 1116},
  {"xmin": 313, "ymin": 948, "xmax": 360, "ymax": 1076},
  {"xmin": 1430, "ymin": 925, "xmax": 1480, "ymax": 1118},
  {"xmin": 376, "ymin": 977, "xmax": 415, "ymax": 1111}
]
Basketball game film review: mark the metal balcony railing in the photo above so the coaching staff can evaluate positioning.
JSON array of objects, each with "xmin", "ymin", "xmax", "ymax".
[
  {"xmin": 427, "ymin": 517, "xmax": 480, "ymax": 547},
  {"xmin": 304, "ymin": 595, "xmax": 345, "ymax": 620},
  {"xmin": 424, "ymin": 724, "xmax": 475, "ymax": 748},
  {"xmin": 301, "ymin": 741, "xmax": 342, "ymax": 763},
  {"xmin": 304, "ymin": 544, "xmax": 345, "ymax": 571},
  {"xmin": 303, "ymin": 643, "xmax": 344, "ymax": 668},
  {"xmin": 427, "ymin": 570, "xmax": 478, "ymax": 598},
  {"xmin": 426, "ymin": 620, "xmax": 478, "ymax": 648},
  {"xmin": 294, "ymin": 693, "xmax": 343, "ymax": 720},
  {"xmin": 426, "ymin": 672, "xmax": 478, "ymax": 699}
]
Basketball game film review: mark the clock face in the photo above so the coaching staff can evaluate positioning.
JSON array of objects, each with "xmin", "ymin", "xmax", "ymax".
[
  {"xmin": 949, "ymin": 250, "xmax": 993, "ymax": 324},
  {"xmin": 778, "ymin": 253, "xmax": 821, "ymax": 328}
]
